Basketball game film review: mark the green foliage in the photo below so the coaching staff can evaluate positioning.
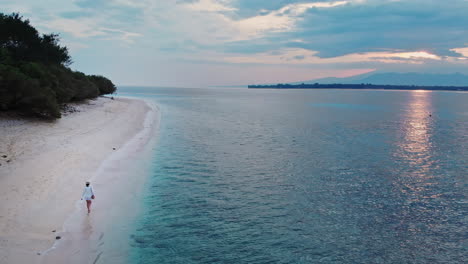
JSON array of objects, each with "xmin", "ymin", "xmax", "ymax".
[
  {"xmin": 0, "ymin": 13, "xmax": 71, "ymax": 66},
  {"xmin": 0, "ymin": 12, "xmax": 116, "ymax": 119},
  {"xmin": 40, "ymin": 33, "xmax": 72, "ymax": 66},
  {"xmin": 89, "ymin": 75, "xmax": 116, "ymax": 95},
  {"xmin": 0, "ymin": 63, "xmax": 60, "ymax": 118},
  {"xmin": 69, "ymin": 71, "xmax": 100, "ymax": 100}
]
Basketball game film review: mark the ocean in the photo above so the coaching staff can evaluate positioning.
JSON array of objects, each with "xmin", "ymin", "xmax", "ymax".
[{"xmin": 119, "ymin": 87, "xmax": 467, "ymax": 263}]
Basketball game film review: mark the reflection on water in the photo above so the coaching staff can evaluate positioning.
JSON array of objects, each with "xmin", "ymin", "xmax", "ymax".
[
  {"xmin": 400, "ymin": 91, "xmax": 433, "ymax": 158},
  {"xmin": 391, "ymin": 91, "xmax": 454, "ymax": 259},
  {"xmin": 395, "ymin": 91, "xmax": 438, "ymax": 201}
]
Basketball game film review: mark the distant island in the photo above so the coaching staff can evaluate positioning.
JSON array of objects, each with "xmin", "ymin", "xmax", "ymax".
[
  {"xmin": 249, "ymin": 71, "xmax": 468, "ymax": 91},
  {"xmin": 0, "ymin": 13, "xmax": 116, "ymax": 119},
  {"xmin": 248, "ymin": 83, "xmax": 468, "ymax": 91}
]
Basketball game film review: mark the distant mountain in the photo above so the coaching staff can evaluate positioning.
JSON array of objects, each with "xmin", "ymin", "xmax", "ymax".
[
  {"xmin": 293, "ymin": 71, "xmax": 375, "ymax": 85},
  {"xmin": 298, "ymin": 72, "xmax": 468, "ymax": 86}
]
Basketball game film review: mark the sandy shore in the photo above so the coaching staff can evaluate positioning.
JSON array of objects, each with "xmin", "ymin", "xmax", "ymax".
[{"xmin": 0, "ymin": 97, "xmax": 159, "ymax": 263}]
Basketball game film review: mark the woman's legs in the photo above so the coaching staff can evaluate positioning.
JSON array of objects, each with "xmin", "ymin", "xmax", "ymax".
[{"xmin": 86, "ymin": 200, "xmax": 92, "ymax": 213}]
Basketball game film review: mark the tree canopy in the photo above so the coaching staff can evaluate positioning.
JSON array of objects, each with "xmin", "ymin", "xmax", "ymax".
[{"xmin": 0, "ymin": 13, "xmax": 116, "ymax": 119}]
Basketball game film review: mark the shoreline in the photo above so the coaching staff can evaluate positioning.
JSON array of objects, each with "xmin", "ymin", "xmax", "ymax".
[{"xmin": 0, "ymin": 96, "xmax": 160, "ymax": 263}]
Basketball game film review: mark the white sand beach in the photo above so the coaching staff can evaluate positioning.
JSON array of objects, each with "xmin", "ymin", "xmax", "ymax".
[{"xmin": 0, "ymin": 97, "xmax": 159, "ymax": 263}]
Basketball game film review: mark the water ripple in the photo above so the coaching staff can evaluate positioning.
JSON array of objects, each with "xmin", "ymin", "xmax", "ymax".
[{"xmin": 128, "ymin": 88, "xmax": 467, "ymax": 264}]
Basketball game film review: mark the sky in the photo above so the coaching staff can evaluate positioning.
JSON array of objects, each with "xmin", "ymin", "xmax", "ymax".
[{"xmin": 2, "ymin": 0, "xmax": 468, "ymax": 87}]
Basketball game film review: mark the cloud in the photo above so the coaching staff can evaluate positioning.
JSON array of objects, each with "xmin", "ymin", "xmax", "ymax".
[
  {"xmin": 37, "ymin": 16, "xmax": 142, "ymax": 44},
  {"xmin": 148, "ymin": 0, "xmax": 468, "ymax": 64},
  {"xmin": 2, "ymin": 0, "xmax": 468, "ymax": 86},
  {"xmin": 44, "ymin": 17, "xmax": 106, "ymax": 38},
  {"xmin": 199, "ymin": 0, "xmax": 349, "ymax": 41},
  {"xmin": 137, "ymin": 0, "xmax": 351, "ymax": 47},
  {"xmin": 60, "ymin": 40, "xmax": 89, "ymax": 52},
  {"xmin": 182, "ymin": 0, "xmax": 238, "ymax": 12},
  {"xmin": 218, "ymin": 48, "xmax": 448, "ymax": 65},
  {"xmin": 2, "ymin": 0, "xmax": 144, "ymax": 45},
  {"xmin": 22, "ymin": 0, "xmax": 465, "ymax": 62},
  {"xmin": 288, "ymin": 0, "xmax": 468, "ymax": 57},
  {"xmin": 100, "ymin": 28, "xmax": 143, "ymax": 43},
  {"xmin": 451, "ymin": 47, "xmax": 468, "ymax": 57}
]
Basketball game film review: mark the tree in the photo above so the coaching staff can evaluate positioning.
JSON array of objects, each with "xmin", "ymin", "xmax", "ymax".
[
  {"xmin": 89, "ymin": 75, "xmax": 116, "ymax": 95},
  {"xmin": 0, "ymin": 12, "xmax": 116, "ymax": 119},
  {"xmin": 0, "ymin": 13, "xmax": 71, "ymax": 66},
  {"xmin": 39, "ymin": 33, "xmax": 72, "ymax": 66}
]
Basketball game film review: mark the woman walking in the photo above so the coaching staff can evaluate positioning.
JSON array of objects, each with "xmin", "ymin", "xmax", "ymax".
[{"xmin": 81, "ymin": 181, "xmax": 95, "ymax": 213}]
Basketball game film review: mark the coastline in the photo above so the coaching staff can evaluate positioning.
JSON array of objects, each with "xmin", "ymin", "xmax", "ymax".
[{"xmin": 0, "ymin": 96, "xmax": 160, "ymax": 263}]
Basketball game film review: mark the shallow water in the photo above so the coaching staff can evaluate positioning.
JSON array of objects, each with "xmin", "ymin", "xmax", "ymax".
[{"xmin": 120, "ymin": 88, "xmax": 467, "ymax": 263}]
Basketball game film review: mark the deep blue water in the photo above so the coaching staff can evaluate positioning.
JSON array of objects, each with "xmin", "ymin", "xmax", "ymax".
[{"xmin": 119, "ymin": 88, "xmax": 467, "ymax": 263}]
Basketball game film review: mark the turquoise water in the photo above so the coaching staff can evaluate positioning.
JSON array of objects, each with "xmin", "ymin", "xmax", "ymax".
[{"xmin": 120, "ymin": 88, "xmax": 467, "ymax": 263}]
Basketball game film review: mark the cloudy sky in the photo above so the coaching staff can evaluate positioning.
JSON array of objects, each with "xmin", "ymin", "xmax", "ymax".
[{"xmin": 3, "ymin": 0, "xmax": 468, "ymax": 87}]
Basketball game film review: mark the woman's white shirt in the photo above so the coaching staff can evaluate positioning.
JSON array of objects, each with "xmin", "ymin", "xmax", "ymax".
[{"xmin": 82, "ymin": 186, "xmax": 95, "ymax": 200}]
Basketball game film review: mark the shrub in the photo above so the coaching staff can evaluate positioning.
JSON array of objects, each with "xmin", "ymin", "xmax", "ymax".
[
  {"xmin": 0, "ymin": 63, "xmax": 60, "ymax": 118},
  {"xmin": 89, "ymin": 75, "xmax": 116, "ymax": 95}
]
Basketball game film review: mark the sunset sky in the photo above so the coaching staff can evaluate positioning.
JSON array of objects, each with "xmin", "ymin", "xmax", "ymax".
[{"xmin": 3, "ymin": 0, "xmax": 468, "ymax": 87}]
